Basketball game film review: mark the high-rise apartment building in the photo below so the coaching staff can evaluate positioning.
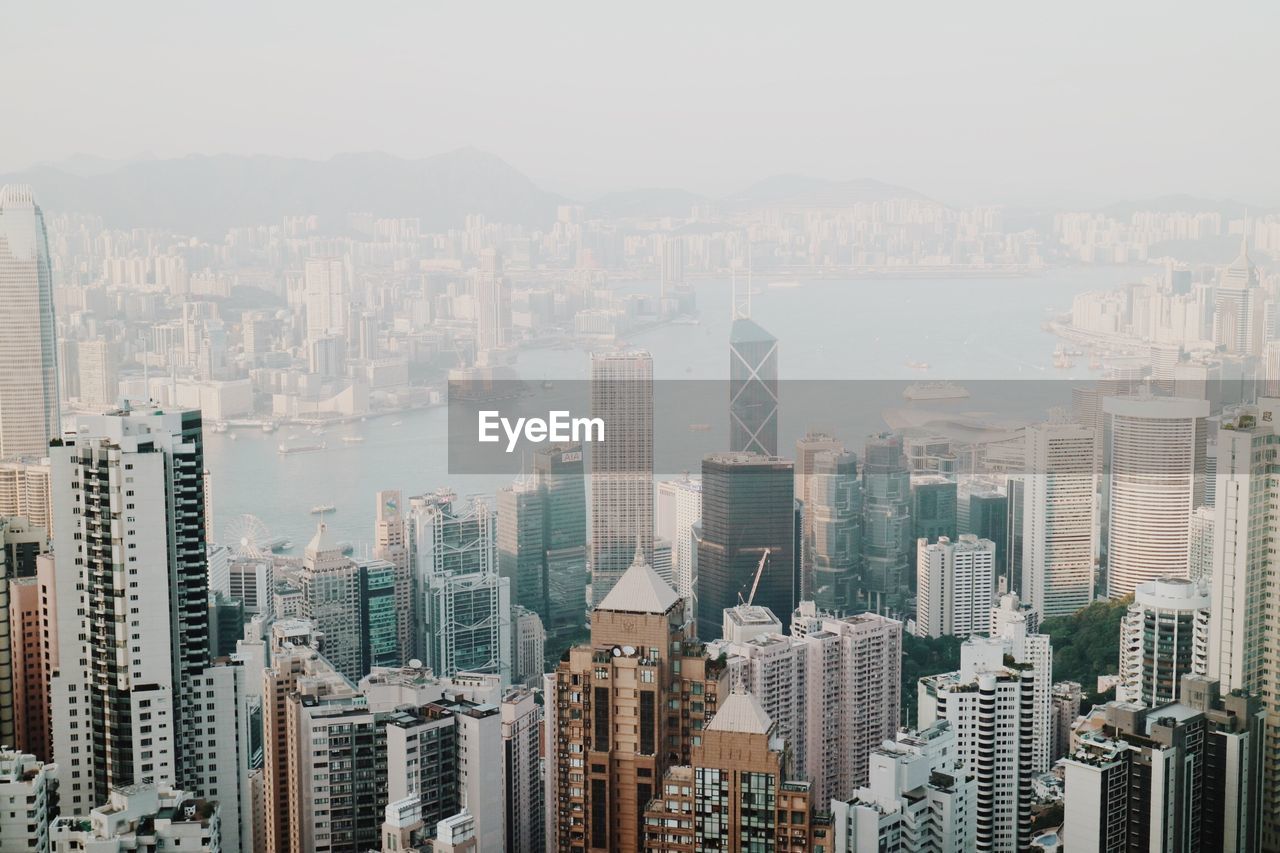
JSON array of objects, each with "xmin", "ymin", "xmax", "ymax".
[
  {"xmin": 549, "ymin": 551, "xmax": 728, "ymax": 853},
  {"xmin": 408, "ymin": 490, "xmax": 510, "ymax": 681},
  {"xmin": 1063, "ymin": 677, "xmax": 1263, "ymax": 853},
  {"xmin": 303, "ymin": 257, "xmax": 349, "ymax": 345},
  {"xmin": 861, "ymin": 433, "xmax": 912, "ymax": 612},
  {"xmin": 0, "ymin": 185, "xmax": 60, "ymax": 460},
  {"xmin": 1117, "ymin": 576, "xmax": 1210, "ymax": 707},
  {"xmin": 502, "ymin": 686, "xmax": 544, "ymax": 853},
  {"xmin": 1207, "ymin": 400, "xmax": 1280, "ymax": 849},
  {"xmin": 729, "ymin": 318, "xmax": 779, "ymax": 457},
  {"xmin": 589, "ymin": 351, "xmax": 654, "ymax": 607},
  {"xmin": 831, "ymin": 721, "xmax": 976, "ymax": 853},
  {"xmin": 696, "ymin": 453, "xmax": 795, "ymax": 640},
  {"xmin": 918, "ymin": 638, "xmax": 1037, "ymax": 853},
  {"xmin": 0, "ymin": 459, "xmax": 53, "ymax": 534},
  {"xmin": 48, "ymin": 407, "xmax": 251, "ymax": 850},
  {"xmin": 1021, "ymin": 421, "xmax": 1097, "ymax": 617},
  {"xmin": 1102, "ymin": 394, "xmax": 1208, "ymax": 598},
  {"xmin": 474, "ymin": 248, "xmax": 511, "ymax": 358},
  {"xmin": 0, "ymin": 515, "xmax": 47, "ymax": 748},
  {"xmin": 915, "ymin": 534, "xmax": 996, "ymax": 639},
  {"xmin": 9, "ymin": 553, "xmax": 55, "ymax": 761}
]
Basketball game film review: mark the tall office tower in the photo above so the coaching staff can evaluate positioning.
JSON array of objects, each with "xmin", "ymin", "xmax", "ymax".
[
  {"xmin": 9, "ymin": 554, "xmax": 55, "ymax": 760},
  {"xmin": 1021, "ymin": 421, "xmax": 1097, "ymax": 618},
  {"xmin": 1063, "ymin": 677, "xmax": 1263, "ymax": 853},
  {"xmin": 795, "ymin": 431, "xmax": 845, "ymax": 511},
  {"xmin": 76, "ymin": 339, "xmax": 118, "ymax": 408},
  {"xmin": 656, "ymin": 474, "xmax": 702, "ymax": 613},
  {"xmin": 589, "ymin": 350, "xmax": 653, "ymax": 607},
  {"xmin": 0, "ymin": 186, "xmax": 60, "ymax": 460},
  {"xmin": 696, "ymin": 453, "xmax": 795, "ymax": 640},
  {"xmin": 658, "ymin": 233, "xmax": 685, "ymax": 296},
  {"xmin": 502, "ymin": 686, "xmax": 545, "ymax": 853},
  {"xmin": 1102, "ymin": 395, "xmax": 1208, "ymax": 598},
  {"xmin": 1117, "ymin": 576, "xmax": 1210, "ymax": 707},
  {"xmin": 918, "ymin": 639, "xmax": 1036, "ymax": 853},
  {"xmin": 48, "ymin": 407, "xmax": 213, "ymax": 813},
  {"xmin": 0, "ymin": 516, "xmax": 46, "ymax": 747},
  {"xmin": 474, "ymin": 248, "xmax": 510, "ymax": 359},
  {"xmin": 533, "ymin": 442, "xmax": 589, "ymax": 656},
  {"xmin": 1209, "ymin": 401, "xmax": 1280, "ymax": 850},
  {"xmin": 640, "ymin": 693, "xmax": 829, "ymax": 852},
  {"xmin": 1004, "ymin": 476, "xmax": 1023, "ymax": 595},
  {"xmin": 915, "ymin": 535, "xmax": 996, "ymax": 639},
  {"xmin": 860, "ymin": 433, "xmax": 912, "ymax": 612},
  {"xmin": 510, "ymin": 604, "xmax": 545, "ymax": 687},
  {"xmin": 498, "ymin": 477, "xmax": 546, "ymax": 625},
  {"xmin": 299, "ymin": 523, "xmax": 365, "ymax": 680},
  {"xmin": 830, "ymin": 721, "xmax": 976, "ymax": 853},
  {"xmin": 0, "ymin": 748, "xmax": 57, "ymax": 851},
  {"xmin": 408, "ymin": 490, "xmax": 510, "ymax": 681},
  {"xmin": 911, "ymin": 474, "xmax": 958, "ymax": 545},
  {"xmin": 965, "ymin": 487, "xmax": 1008, "ymax": 575},
  {"xmin": 549, "ymin": 552, "xmax": 728, "ymax": 853},
  {"xmin": 303, "ymin": 256, "xmax": 349, "ymax": 345},
  {"xmin": 50, "ymin": 783, "xmax": 222, "ymax": 852},
  {"xmin": 1214, "ymin": 235, "xmax": 1262, "ymax": 355},
  {"xmin": 805, "ymin": 450, "xmax": 862, "ymax": 613},
  {"xmin": 1050, "ymin": 681, "xmax": 1082, "ymax": 764},
  {"xmin": 373, "ymin": 490, "xmax": 415, "ymax": 664},
  {"xmin": 729, "ymin": 318, "xmax": 779, "ymax": 457},
  {"xmin": 0, "ymin": 459, "xmax": 53, "ymax": 533}
]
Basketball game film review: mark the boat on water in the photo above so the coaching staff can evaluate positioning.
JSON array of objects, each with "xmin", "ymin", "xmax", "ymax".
[
  {"xmin": 903, "ymin": 382, "xmax": 971, "ymax": 402},
  {"xmin": 769, "ymin": 280, "xmax": 801, "ymax": 289},
  {"xmin": 688, "ymin": 423, "xmax": 711, "ymax": 432},
  {"xmin": 261, "ymin": 422, "xmax": 277, "ymax": 433},
  {"xmin": 212, "ymin": 421, "xmax": 229, "ymax": 433},
  {"xmin": 542, "ymin": 380, "xmax": 555, "ymax": 390},
  {"xmin": 341, "ymin": 436, "xmax": 365, "ymax": 443},
  {"xmin": 671, "ymin": 316, "xmax": 700, "ymax": 325},
  {"xmin": 309, "ymin": 504, "xmax": 335, "ymax": 515},
  {"xmin": 278, "ymin": 442, "xmax": 327, "ymax": 455},
  {"xmin": 390, "ymin": 420, "xmax": 404, "ymax": 427},
  {"xmin": 905, "ymin": 360, "xmax": 930, "ymax": 371}
]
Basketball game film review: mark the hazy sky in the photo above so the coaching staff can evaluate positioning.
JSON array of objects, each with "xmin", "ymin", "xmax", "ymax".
[{"xmin": 9, "ymin": 1, "xmax": 1279, "ymax": 206}]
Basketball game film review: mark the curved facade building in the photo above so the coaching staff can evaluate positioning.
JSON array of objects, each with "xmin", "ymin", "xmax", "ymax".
[
  {"xmin": 1103, "ymin": 395, "xmax": 1208, "ymax": 598},
  {"xmin": 1117, "ymin": 576, "xmax": 1210, "ymax": 707}
]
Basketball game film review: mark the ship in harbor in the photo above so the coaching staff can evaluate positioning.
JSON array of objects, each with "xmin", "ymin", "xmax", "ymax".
[
  {"xmin": 278, "ymin": 442, "xmax": 326, "ymax": 455},
  {"xmin": 903, "ymin": 382, "xmax": 971, "ymax": 402}
]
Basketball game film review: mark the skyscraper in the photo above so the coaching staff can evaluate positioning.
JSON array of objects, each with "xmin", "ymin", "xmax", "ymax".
[
  {"xmin": 1213, "ymin": 234, "xmax": 1262, "ymax": 355},
  {"xmin": 656, "ymin": 474, "xmax": 702, "ymax": 614},
  {"xmin": 696, "ymin": 453, "xmax": 795, "ymax": 640},
  {"xmin": 1117, "ymin": 576, "xmax": 1210, "ymax": 707},
  {"xmin": 534, "ymin": 442, "xmax": 589, "ymax": 656},
  {"xmin": 1102, "ymin": 395, "xmax": 1208, "ymax": 598},
  {"xmin": 408, "ymin": 490, "xmax": 510, "ymax": 681},
  {"xmin": 805, "ymin": 450, "xmax": 862, "ymax": 613},
  {"xmin": 860, "ymin": 433, "xmax": 912, "ymax": 612},
  {"xmin": 0, "ymin": 515, "xmax": 47, "ymax": 748},
  {"xmin": 549, "ymin": 551, "xmax": 727, "ymax": 853},
  {"xmin": 48, "ymin": 407, "xmax": 252, "ymax": 852},
  {"xmin": 589, "ymin": 350, "xmax": 653, "ymax": 607},
  {"xmin": 0, "ymin": 185, "xmax": 60, "ymax": 459},
  {"xmin": 919, "ymin": 639, "xmax": 1036, "ymax": 853},
  {"xmin": 373, "ymin": 489, "xmax": 415, "ymax": 664},
  {"xmin": 915, "ymin": 534, "xmax": 996, "ymax": 639},
  {"xmin": 1207, "ymin": 401, "xmax": 1280, "ymax": 848},
  {"xmin": 474, "ymin": 248, "xmax": 511, "ymax": 359},
  {"xmin": 729, "ymin": 318, "xmax": 779, "ymax": 457},
  {"xmin": 1021, "ymin": 421, "xmax": 1097, "ymax": 617},
  {"xmin": 303, "ymin": 256, "xmax": 348, "ymax": 345}
]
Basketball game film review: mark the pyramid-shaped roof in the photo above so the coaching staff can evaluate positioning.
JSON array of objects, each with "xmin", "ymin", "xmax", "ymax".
[
  {"xmin": 597, "ymin": 543, "xmax": 680, "ymax": 614},
  {"xmin": 706, "ymin": 691, "xmax": 773, "ymax": 735}
]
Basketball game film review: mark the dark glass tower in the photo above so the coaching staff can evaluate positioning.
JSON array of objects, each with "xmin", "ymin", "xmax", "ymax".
[{"xmin": 729, "ymin": 318, "xmax": 778, "ymax": 457}]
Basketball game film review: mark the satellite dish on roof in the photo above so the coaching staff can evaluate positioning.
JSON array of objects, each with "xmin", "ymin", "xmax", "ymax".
[
  {"xmin": 409, "ymin": 659, "xmax": 423, "ymax": 669},
  {"xmin": 611, "ymin": 646, "xmax": 622, "ymax": 657},
  {"xmin": 622, "ymin": 646, "xmax": 635, "ymax": 656}
]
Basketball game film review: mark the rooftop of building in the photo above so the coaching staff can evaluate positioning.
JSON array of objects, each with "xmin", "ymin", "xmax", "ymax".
[{"xmin": 597, "ymin": 543, "xmax": 680, "ymax": 614}]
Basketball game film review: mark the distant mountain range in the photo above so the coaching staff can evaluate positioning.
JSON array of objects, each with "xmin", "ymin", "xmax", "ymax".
[{"xmin": 0, "ymin": 151, "xmax": 1268, "ymax": 235}]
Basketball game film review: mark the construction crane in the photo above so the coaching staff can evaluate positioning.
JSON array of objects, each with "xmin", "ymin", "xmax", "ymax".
[{"xmin": 739, "ymin": 548, "xmax": 771, "ymax": 606}]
